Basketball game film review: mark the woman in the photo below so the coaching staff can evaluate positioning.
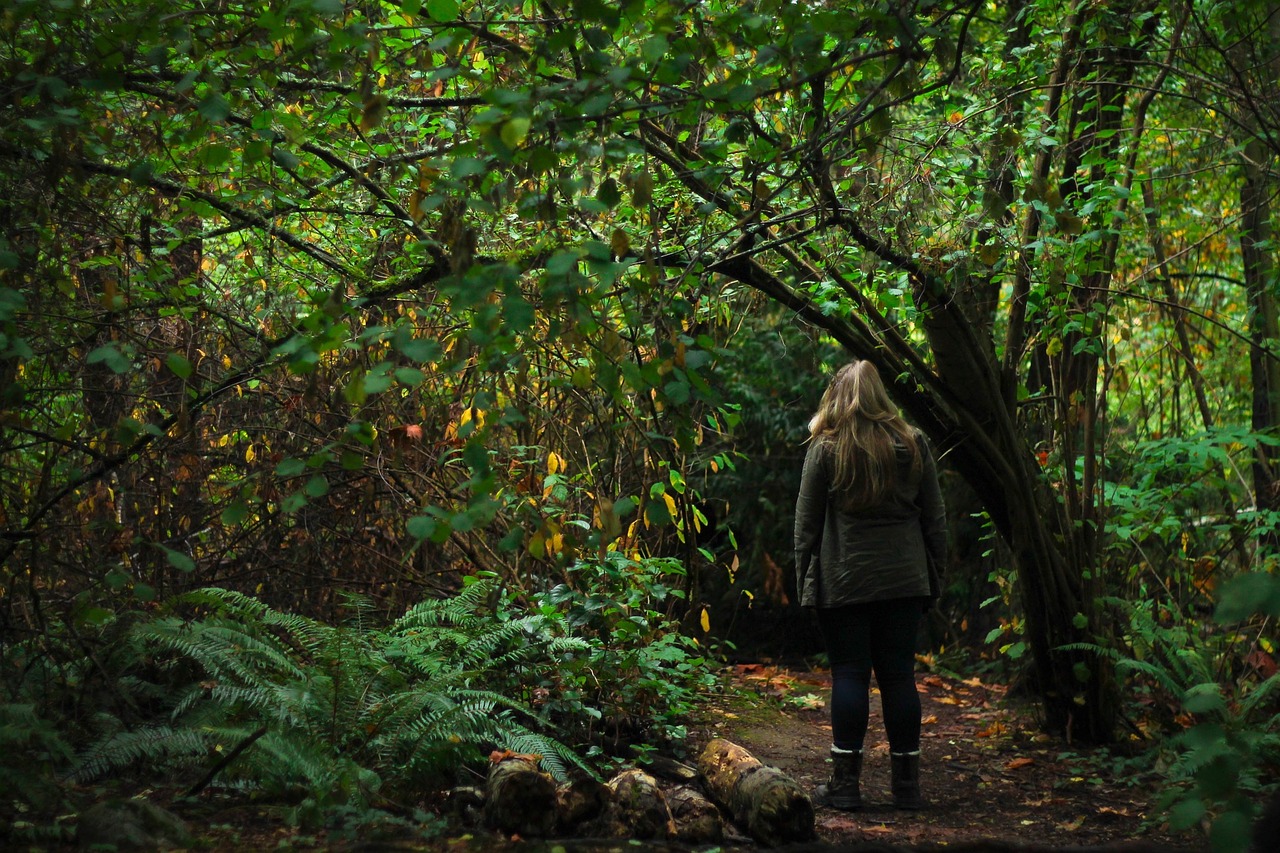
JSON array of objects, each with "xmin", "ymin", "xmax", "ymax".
[{"xmin": 793, "ymin": 360, "xmax": 947, "ymax": 811}]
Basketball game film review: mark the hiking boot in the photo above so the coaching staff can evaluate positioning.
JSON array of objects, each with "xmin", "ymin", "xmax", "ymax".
[
  {"xmin": 815, "ymin": 747, "xmax": 862, "ymax": 811},
  {"xmin": 891, "ymin": 751, "xmax": 924, "ymax": 809}
]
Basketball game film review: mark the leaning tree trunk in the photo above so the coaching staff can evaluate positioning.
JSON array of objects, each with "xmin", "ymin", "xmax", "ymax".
[{"xmin": 916, "ymin": 282, "xmax": 1119, "ymax": 742}]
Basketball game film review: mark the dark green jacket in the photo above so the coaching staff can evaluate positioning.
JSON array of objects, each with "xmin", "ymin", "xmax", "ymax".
[{"xmin": 793, "ymin": 432, "xmax": 947, "ymax": 608}]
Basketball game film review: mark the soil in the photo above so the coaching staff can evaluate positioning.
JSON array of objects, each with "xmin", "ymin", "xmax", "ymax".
[{"xmin": 687, "ymin": 662, "xmax": 1209, "ymax": 852}]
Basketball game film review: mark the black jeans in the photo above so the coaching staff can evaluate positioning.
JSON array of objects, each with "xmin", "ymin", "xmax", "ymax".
[{"xmin": 815, "ymin": 597, "xmax": 925, "ymax": 753}]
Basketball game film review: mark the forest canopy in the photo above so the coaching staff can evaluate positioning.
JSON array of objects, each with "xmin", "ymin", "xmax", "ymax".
[{"xmin": 2, "ymin": 0, "xmax": 1280, "ymax": 849}]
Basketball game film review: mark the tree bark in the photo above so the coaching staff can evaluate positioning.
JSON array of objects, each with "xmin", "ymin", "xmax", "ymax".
[{"xmin": 1241, "ymin": 137, "xmax": 1280, "ymax": 554}]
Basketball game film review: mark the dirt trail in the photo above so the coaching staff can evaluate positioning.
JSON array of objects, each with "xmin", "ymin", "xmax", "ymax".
[{"xmin": 688, "ymin": 665, "xmax": 1207, "ymax": 851}]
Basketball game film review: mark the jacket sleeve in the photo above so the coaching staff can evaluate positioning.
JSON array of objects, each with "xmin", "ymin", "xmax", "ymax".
[
  {"xmin": 793, "ymin": 440, "xmax": 828, "ymax": 605},
  {"xmin": 917, "ymin": 436, "xmax": 948, "ymax": 596}
]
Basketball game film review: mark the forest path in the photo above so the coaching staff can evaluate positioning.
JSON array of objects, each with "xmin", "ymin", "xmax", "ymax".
[{"xmin": 687, "ymin": 664, "xmax": 1206, "ymax": 851}]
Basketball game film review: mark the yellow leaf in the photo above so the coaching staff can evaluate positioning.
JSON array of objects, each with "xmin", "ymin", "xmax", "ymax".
[
  {"xmin": 244, "ymin": 445, "xmax": 256, "ymax": 463},
  {"xmin": 547, "ymin": 451, "xmax": 563, "ymax": 476},
  {"xmin": 610, "ymin": 228, "xmax": 630, "ymax": 259},
  {"xmin": 700, "ymin": 607, "xmax": 710, "ymax": 633},
  {"xmin": 360, "ymin": 94, "xmax": 389, "ymax": 132},
  {"xmin": 662, "ymin": 491, "xmax": 677, "ymax": 519}
]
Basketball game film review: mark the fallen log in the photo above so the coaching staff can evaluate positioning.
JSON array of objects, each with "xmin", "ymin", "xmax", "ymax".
[
  {"xmin": 579, "ymin": 767, "xmax": 674, "ymax": 839},
  {"xmin": 483, "ymin": 753, "xmax": 558, "ymax": 838},
  {"xmin": 666, "ymin": 783, "xmax": 724, "ymax": 843},
  {"xmin": 697, "ymin": 737, "xmax": 815, "ymax": 847},
  {"xmin": 556, "ymin": 770, "xmax": 610, "ymax": 832}
]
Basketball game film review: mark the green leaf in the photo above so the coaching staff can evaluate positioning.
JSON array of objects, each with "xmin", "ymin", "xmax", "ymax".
[
  {"xmin": 1209, "ymin": 810, "xmax": 1253, "ymax": 853},
  {"xmin": 645, "ymin": 500, "xmax": 672, "ymax": 527},
  {"xmin": 501, "ymin": 117, "xmax": 531, "ymax": 148},
  {"xmin": 220, "ymin": 500, "xmax": 250, "ymax": 526},
  {"xmin": 596, "ymin": 177, "xmax": 621, "ymax": 208},
  {"xmin": 272, "ymin": 148, "xmax": 301, "ymax": 171},
  {"xmin": 197, "ymin": 92, "xmax": 231, "ymax": 122},
  {"xmin": 199, "ymin": 143, "xmax": 233, "ymax": 168},
  {"xmin": 363, "ymin": 370, "xmax": 393, "ymax": 395},
  {"xmin": 165, "ymin": 353, "xmax": 193, "ymax": 379},
  {"xmin": 546, "ymin": 249, "xmax": 578, "ymax": 276},
  {"xmin": 426, "ymin": 0, "xmax": 459, "ymax": 21},
  {"xmin": 1168, "ymin": 796, "xmax": 1206, "ymax": 831},
  {"xmin": 394, "ymin": 367, "xmax": 425, "ymax": 386},
  {"xmin": 394, "ymin": 334, "xmax": 442, "ymax": 363},
  {"xmin": 1215, "ymin": 573, "xmax": 1280, "ymax": 621},
  {"xmin": 157, "ymin": 544, "xmax": 195, "ymax": 572},
  {"xmin": 88, "ymin": 344, "xmax": 132, "ymax": 374},
  {"xmin": 304, "ymin": 474, "xmax": 329, "ymax": 497},
  {"xmin": 1182, "ymin": 683, "xmax": 1226, "ymax": 715}
]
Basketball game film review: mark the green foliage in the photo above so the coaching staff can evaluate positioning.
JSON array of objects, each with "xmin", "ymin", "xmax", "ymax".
[
  {"xmin": 1065, "ymin": 591, "xmax": 1280, "ymax": 853},
  {"xmin": 48, "ymin": 568, "xmax": 715, "ymax": 832},
  {"xmin": 0, "ymin": 703, "xmax": 75, "ymax": 823},
  {"xmin": 533, "ymin": 552, "xmax": 719, "ymax": 748},
  {"xmin": 70, "ymin": 579, "xmax": 595, "ymax": 825}
]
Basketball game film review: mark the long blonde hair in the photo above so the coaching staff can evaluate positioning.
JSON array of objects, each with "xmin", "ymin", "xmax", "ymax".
[{"xmin": 808, "ymin": 361, "xmax": 921, "ymax": 507}]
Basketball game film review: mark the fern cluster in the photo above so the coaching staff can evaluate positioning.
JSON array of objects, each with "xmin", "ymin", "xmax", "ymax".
[
  {"xmin": 1064, "ymin": 595, "xmax": 1280, "ymax": 851},
  {"xmin": 72, "ymin": 577, "xmax": 592, "ymax": 819}
]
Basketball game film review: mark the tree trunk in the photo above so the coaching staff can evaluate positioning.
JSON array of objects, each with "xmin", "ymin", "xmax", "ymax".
[
  {"xmin": 697, "ymin": 737, "xmax": 814, "ymax": 846},
  {"xmin": 1242, "ymin": 139, "xmax": 1280, "ymax": 555}
]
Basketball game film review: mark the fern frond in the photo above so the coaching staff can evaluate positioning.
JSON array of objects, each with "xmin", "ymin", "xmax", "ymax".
[{"xmin": 71, "ymin": 725, "xmax": 211, "ymax": 782}]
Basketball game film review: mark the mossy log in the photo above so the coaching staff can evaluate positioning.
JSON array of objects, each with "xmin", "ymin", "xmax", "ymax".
[
  {"xmin": 580, "ymin": 767, "xmax": 674, "ymax": 839},
  {"xmin": 483, "ymin": 755, "xmax": 558, "ymax": 838},
  {"xmin": 697, "ymin": 737, "xmax": 815, "ymax": 847}
]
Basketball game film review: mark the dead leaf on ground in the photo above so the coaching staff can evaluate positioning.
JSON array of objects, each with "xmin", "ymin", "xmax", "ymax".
[
  {"xmin": 922, "ymin": 714, "xmax": 939, "ymax": 725},
  {"xmin": 861, "ymin": 824, "xmax": 896, "ymax": 835},
  {"xmin": 1058, "ymin": 817, "xmax": 1086, "ymax": 831},
  {"xmin": 1006, "ymin": 757, "xmax": 1035, "ymax": 770},
  {"xmin": 1099, "ymin": 806, "xmax": 1136, "ymax": 817}
]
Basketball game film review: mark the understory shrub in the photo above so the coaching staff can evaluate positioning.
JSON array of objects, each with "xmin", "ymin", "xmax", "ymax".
[
  {"xmin": 1068, "ymin": 582, "xmax": 1280, "ymax": 853},
  {"xmin": 3, "ymin": 567, "xmax": 717, "ymax": 838}
]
